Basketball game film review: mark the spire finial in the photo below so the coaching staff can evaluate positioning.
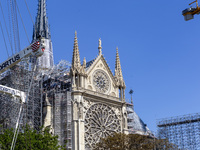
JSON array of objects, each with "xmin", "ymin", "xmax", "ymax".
[
  {"xmin": 75, "ymin": 30, "xmax": 77, "ymax": 38},
  {"xmin": 74, "ymin": 31, "xmax": 78, "ymax": 45},
  {"xmin": 72, "ymin": 31, "xmax": 81, "ymax": 70},
  {"xmin": 129, "ymin": 89, "xmax": 134, "ymax": 104},
  {"xmin": 98, "ymin": 38, "xmax": 102, "ymax": 55}
]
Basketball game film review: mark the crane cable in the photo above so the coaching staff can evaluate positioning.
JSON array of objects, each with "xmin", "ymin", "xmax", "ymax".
[
  {"xmin": 7, "ymin": 0, "xmax": 13, "ymax": 55},
  {"xmin": 0, "ymin": 21, "xmax": 9, "ymax": 57},
  {"xmin": 10, "ymin": 0, "xmax": 18, "ymax": 53},
  {"xmin": 9, "ymin": 0, "xmax": 21, "ymax": 53},
  {"xmin": 24, "ymin": 0, "xmax": 35, "ymax": 26},
  {"xmin": 15, "ymin": 1, "xmax": 30, "ymax": 44},
  {"xmin": 0, "ymin": 0, "xmax": 13, "ymax": 56},
  {"xmin": 24, "ymin": 0, "xmax": 38, "ymax": 42},
  {"xmin": 13, "ymin": 0, "xmax": 21, "ymax": 52},
  {"xmin": 1, "ymin": 0, "xmax": 37, "ymax": 56}
]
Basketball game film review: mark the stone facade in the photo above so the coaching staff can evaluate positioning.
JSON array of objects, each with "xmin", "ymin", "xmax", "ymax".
[{"xmin": 70, "ymin": 33, "xmax": 128, "ymax": 150}]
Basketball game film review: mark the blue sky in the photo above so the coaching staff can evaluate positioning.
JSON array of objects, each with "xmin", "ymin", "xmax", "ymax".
[{"xmin": 1, "ymin": 0, "xmax": 200, "ymax": 132}]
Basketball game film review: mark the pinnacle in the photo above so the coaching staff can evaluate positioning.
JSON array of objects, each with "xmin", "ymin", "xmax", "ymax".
[
  {"xmin": 72, "ymin": 31, "xmax": 81, "ymax": 69},
  {"xmin": 115, "ymin": 47, "xmax": 123, "ymax": 79},
  {"xmin": 73, "ymin": 31, "xmax": 79, "ymax": 49},
  {"xmin": 75, "ymin": 31, "xmax": 77, "ymax": 39},
  {"xmin": 74, "ymin": 31, "xmax": 78, "ymax": 46}
]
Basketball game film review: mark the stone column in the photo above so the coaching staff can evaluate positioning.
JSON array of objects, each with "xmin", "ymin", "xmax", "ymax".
[
  {"xmin": 80, "ymin": 76, "xmax": 83, "ymax": 88},
  {"xmin": 72, "ymin": 94, "xmax": 85, "ymax": 150}
]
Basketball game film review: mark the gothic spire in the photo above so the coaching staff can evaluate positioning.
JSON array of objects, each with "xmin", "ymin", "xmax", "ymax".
[
  {"xmin": 32, "ymin": 0, "xmax": 54, "ymax": 69},
  {"xmin": 115, "ymin": 47, "xmax": 123, "ymax": 79},
  {"xmin": 33, "ymin": 0, "xmax": 50, "ymax": 40},
  {"xmin": 72, "ymin": 31, "xmax": 81, "ymax": 70}
]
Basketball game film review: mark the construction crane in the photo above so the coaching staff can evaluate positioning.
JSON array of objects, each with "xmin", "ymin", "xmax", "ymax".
[
  {"xmin": 182, "ymin": 0, "xmax": 200, "ymax": 21},
  {"xmin": 0, "ymin": 38, "xmax": 45, "ymax": 150}
]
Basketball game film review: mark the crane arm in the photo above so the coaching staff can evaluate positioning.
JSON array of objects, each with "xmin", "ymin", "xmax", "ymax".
[
  {"xmin": 0, "ymin": 38, "xmax": 45, "ymax": 74},
  {"xmin": 189, "ymin": 0, "xmax": 198, "ymax": 6}
]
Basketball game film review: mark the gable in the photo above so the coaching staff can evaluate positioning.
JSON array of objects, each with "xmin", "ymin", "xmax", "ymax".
[{"xmin": 85, "ymin": 55, "xmax": 119, "ymax": 97}]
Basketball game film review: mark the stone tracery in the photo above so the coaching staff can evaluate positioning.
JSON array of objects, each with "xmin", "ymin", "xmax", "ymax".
[{"xmin": 84, "ymin": 103, "xmax": 121, "ymax": 149}]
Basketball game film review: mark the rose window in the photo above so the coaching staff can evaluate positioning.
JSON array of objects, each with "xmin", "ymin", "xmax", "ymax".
[
  {"xmin": 84, "ymin": 103, "xmax": 121, "ymax": 149},
  {"xmin": 93, "ymin": 70, "xmax": 110, "ymax": 94}
]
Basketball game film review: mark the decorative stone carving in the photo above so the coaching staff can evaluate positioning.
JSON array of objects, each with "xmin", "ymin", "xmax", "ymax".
[
  {"xmin": 112, "ymin": 106, "xmax": 121, "ymax": 120},
  {"xmin": 87, "ymin": 85, "xmax": 93, "ymax": 90},
  {"xmin": 84, "ymin": 103, "xmax": 121, "ymax": 149},
  {"xmin": 110, "ymin": 92, "xmax": 116, "ymax": 97}
]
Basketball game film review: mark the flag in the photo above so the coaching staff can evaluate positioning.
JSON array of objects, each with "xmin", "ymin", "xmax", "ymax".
[{"xmin": 31, "ymin": 41, "xmax": 40, "ymax": 52}]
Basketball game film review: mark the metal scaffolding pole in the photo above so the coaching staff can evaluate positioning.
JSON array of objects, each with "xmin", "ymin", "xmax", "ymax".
[{"xmin": 157, "ymin": 113, "xmax": 200, "ymax": 150}]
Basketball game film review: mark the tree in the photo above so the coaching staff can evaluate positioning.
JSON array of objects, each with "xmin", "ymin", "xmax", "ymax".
[
  {"xmin": 94, "ymin": 132, "xmax": 178, "ymax": 150},
  {"xmin": 0, "ymin": 125, "xmax": 65, "ymax": 150}
]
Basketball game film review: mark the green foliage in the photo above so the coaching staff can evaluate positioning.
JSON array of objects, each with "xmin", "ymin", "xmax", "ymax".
[
  {"xmin": 0, "ymin": 125, "xmax": 65, "ymax": 150},
  {"xmin": 0, "ymin": 127, "xmax": 14, "ymax": 150},
  {"xmin": 94, "ymin": 132, "xmax": 178, "ymax": 150}
]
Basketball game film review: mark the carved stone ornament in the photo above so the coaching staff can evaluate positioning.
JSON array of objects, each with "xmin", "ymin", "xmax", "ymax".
[
  {"xmin": 84, "ymin": 103, "xmax": 121, "ymax": 149},
  {"xmin": 93, "ymin": 70, "xmax": 110, "ymax": 93}
]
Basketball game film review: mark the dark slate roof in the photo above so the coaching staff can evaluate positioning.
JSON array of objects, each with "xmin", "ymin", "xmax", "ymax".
[{"xmin": 85, "ymin": 59, "xmax": 96, "ymax": 70}]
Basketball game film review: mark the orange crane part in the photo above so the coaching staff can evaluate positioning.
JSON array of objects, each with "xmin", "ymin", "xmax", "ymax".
[{"xmin": 182, "ymin": 0, "xmax": 200, "ymax": 21}]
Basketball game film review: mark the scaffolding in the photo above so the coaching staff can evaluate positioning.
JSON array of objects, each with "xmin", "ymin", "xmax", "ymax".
[
  {"xmin": 54, "ymin": 92, "xmax": 72, "ymax": 149},
  {"xmin": 40, "ymin": 60, "xmax": 72, "ymax": 149},
  {"xmin": 0, "ymin": 0, "xmax": 72, "ymax": 148},
  {"xmin": 126, "ymin": 102, "xmax": 153, "ymax": 136},
  {"xmin": 157, "ymin": 113, "xmax": 200, "ymax": 150},
  {"xmin": 0, "ymin": 59, "xmax": 72, "ymax": 148},
  {"xmin": 0, "ymin": 59, "xmax": 30, "ymax": 130},
  {"xmin": 0, "ymin": 93, "xmax": 21, "ymax": 129}
]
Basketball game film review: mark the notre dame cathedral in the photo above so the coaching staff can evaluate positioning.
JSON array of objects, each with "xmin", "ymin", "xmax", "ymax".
[{"xmin": 0, "ymin": 0, "xmax": 152, "ymax": 150}]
